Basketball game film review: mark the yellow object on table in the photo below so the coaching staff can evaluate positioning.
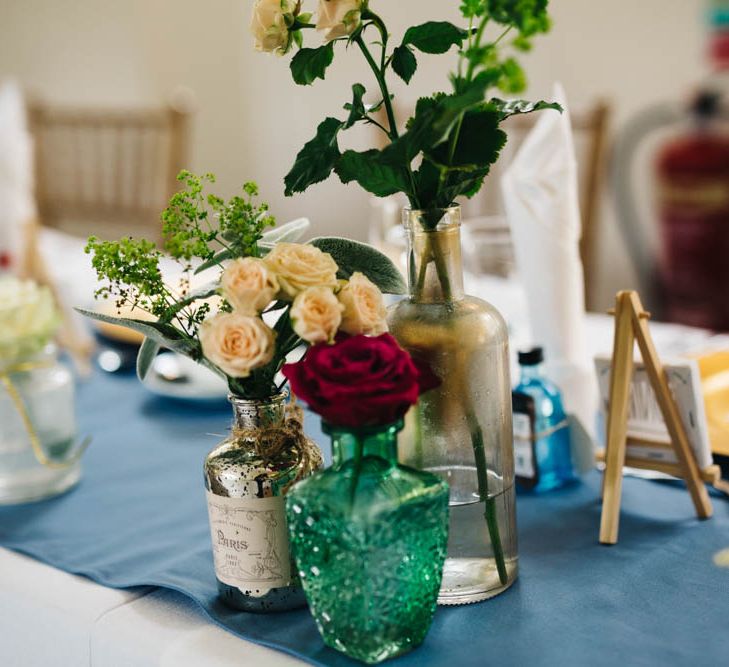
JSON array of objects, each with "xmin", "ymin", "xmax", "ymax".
[{"xmin": 695, "ymin": 349, "xmax": 729, "ymax": 457}]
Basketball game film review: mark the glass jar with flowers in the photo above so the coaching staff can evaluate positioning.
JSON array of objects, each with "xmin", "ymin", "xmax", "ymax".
[
  {"xmin": 283, "ymin": 333, "xmax": 448, "ymax": 664},
  {"xmin": 251, "ymin": 0, "xmax": 560, "ymax": 603},
  {"xmin": 80, "ymin": 171, "xmax": 406, "ymax": 612},
  {"xmin": 0, "ymin": 277, "xmax": 85, "ymax": 504}
]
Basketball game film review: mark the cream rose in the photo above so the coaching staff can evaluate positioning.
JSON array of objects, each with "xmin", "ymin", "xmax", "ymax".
[
  {"xmin": 0, "ymin": 277, "xmax": 59, "ymax": 362},
  {"xmin": 199, "ymin": 312, "xmax": 275, "ymax": 378},
  {"xmin": 221, "ymin": 257, "xmax": 279, "ymax": 315},
  {"xmin": 338, "ymin": 271, "xmax": 388, "ymax": 336},
  {"xmin": 263, "ymin": 243, "xmax": 339, "ymax": 299},
  {"xmin": 316, "ymin": 0, "xmax": 363, "ymax": 42},
  {"xmin": 290, "ymin": 287, "xmax": 344, "ymax": 344},
  {"xmin": 250, "ymin": 0, "xmax": 299, "ymax": 55}
]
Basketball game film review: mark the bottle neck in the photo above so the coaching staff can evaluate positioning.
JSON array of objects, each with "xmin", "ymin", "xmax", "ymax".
[
  {"xmin": 519, "ymin": 364, "xmax": 544, "ymax": 384},
  {"xmin": 230, "ymin": 392, "xmax": 287, "ymax": 430},
  {"xmin": 325, "ymin": 421, "xmax": 402, "ymax": 468},
  {"xmin": 404, "ymin": 207, "xmax": 465, "ymax": 303}
]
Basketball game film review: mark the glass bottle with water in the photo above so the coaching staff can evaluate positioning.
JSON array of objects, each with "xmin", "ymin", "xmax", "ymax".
[
  {"xmin": 0, "ymin": 346, "xmax": 80, "ymax": 504},
  {"xmin": 512, "ymin": 347, "xmax": 576, "ymax": 493}
]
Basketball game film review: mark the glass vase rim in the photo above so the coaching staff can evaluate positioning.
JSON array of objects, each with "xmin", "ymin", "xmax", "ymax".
[
  {"xmin": 402, "ymin": 204, "xmax": 461, "ymax": 215},
  {"xmin": 227, "ymin": 389, "xmax": 289, "ymax": 407},
  {"xmin": 322, "ymin": 419, "xmax": 404, "ymax": 437},
  {"xmin": 402, "ymin": 205, "xmax": 462, "ymax": 232}
]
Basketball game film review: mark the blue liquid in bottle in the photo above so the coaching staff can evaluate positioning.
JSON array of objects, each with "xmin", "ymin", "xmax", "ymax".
[{"xmin": 512, "ymin": 347, "xmax": 576, "ymax": 493}]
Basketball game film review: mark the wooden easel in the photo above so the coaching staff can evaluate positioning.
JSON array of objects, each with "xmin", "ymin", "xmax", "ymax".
[{"xmin": 598, "ymin": 291, "xmax": 714, "ymax": 545}]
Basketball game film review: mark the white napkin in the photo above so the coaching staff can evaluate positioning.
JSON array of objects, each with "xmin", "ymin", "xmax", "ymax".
[
  {"xmin": 0, "ymin": 80, "xmax": 35, "ymax": 272},
  {"xmin": 501, "ymin": 83, "xmax": 598, "ymax": 470}
]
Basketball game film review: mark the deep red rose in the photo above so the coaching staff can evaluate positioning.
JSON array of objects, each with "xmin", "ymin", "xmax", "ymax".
[{"xmin": 282, "ymin": 333, "xmax": 439, "ymax": 428}]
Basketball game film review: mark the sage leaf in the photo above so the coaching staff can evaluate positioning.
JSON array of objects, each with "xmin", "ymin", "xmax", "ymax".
[
  {"xmin": 75, "ymin": 308, "xmax": 198, "ymax": 354},
  {"xmin": 194, "ymin": 248, "xmax": 234, "ymax": 274},
  {"xmin": 309, "ymin": 237, "xmax": 406, "ymax": 294},
  {"xmin": 260, "ymin": 218, "xmax": 310, "ymax": 244},
  {"xmin": 136, "ymin": 337, "xmax": 161, "ymax": 381}
]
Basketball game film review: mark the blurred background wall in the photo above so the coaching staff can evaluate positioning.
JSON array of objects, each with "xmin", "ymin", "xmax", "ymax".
[{"xmin": 0, "ymin": 0, "xmax": 708, "ymax": 309}]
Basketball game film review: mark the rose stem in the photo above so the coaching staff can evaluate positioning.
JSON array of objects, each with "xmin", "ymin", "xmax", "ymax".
[
  {"xmin": 467, "ymin": 409, "xmax": 508, "ymax": 585},
  {"xmin": 415, "ymin": 233, "xmax": 453, "ymax": 300}
]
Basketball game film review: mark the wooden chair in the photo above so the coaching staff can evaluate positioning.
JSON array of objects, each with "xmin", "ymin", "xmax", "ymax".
[
  {"xmin": 371, "ymin": 100, "xmax": 611, "ymax": 311},
  {"xmin": 27, "ymin": 102, "xmax": 190, "ymax": 241}
]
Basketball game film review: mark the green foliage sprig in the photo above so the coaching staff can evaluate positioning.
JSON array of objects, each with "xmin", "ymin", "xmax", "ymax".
[
  {"xmin": 277, "ymin": 0, "xmax": 559, "ymax": 227},
  {"xmin": 80, "ymin": 170, "xmax": 406, "ymax": 399},
  {"xmin": 85, "ymin": 172, "xmax": 275, "ymax": 337}
]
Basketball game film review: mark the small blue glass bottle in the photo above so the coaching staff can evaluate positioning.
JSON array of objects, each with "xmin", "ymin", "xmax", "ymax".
[{"xmin": 512, "ymin": 347, "xmax": 576, "ymax": 493}]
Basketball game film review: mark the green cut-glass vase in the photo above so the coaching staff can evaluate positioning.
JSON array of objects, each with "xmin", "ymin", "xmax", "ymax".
[{"xmin": 286, "ymin": 420, "xmax": 449, "ymax": 664}]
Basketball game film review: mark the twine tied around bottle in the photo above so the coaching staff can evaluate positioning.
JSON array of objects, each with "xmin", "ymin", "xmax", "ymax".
[
  {"xmin": 231, "ymin": 400, "xmax": 321, "ymax": 489},
  {"xmin": 0, "ymin": 359, "xmax": 91, "ymax": 469}
]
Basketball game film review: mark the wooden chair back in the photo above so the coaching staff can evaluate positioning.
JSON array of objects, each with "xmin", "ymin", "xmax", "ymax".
[{"xmin": 27, "ymin": 103, "xmax": 190, "ymax": 241}]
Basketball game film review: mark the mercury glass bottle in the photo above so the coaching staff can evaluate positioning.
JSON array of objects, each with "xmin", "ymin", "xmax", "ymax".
[
  {"xmin": 286, "ymin": 420, "xmax": 449, "ymax": 664},
  {"xmin": 203, "ymin": 391, "xmax": 322, "ymax": 613},
  {"xmin": 0, "ymin": 346, "xmax": 80, "ymax": 504},
  {"xmin": 388, "ymin": 206, "xmax": 518, "ymax": 605}
]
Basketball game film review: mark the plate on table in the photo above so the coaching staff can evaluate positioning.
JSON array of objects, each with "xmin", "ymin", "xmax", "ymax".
[{"xmin": 143, "ymin": 352, "xmax": 228, "ymax": 403}]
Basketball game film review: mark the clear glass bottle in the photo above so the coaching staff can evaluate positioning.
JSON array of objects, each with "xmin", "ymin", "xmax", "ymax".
[
  {"xmin": 512, "ymin": 347, "xmax": 576, "ymax": 493},
  {"xmin": 0, "ymin": 346, "xmax": 80, "ymax": 504},
  {"xmin": 388, "ymin": 206, "xmax": 517, "ymax": 606},
  {"xmin": 286, "ymin": 420, "xmax": 449, "ymax": 664},
  {"xmin": 203, "ymin": 391, "xmax": 322, "ymax": 613}
]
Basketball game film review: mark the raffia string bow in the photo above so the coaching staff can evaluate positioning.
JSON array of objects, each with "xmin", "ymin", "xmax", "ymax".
[
  {"xmin": 0, "ymin": 360, "xmax": 90, "ymax": 469},
  {"xmin": 231, "ymin": 400, "xmax": 322, "ymax": 489}
]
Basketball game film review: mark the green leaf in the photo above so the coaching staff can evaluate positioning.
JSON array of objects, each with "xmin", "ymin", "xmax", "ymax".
[
  {"xmin": 403, "ymin": 21, "xmax": 468, "ymax": 54},
  {"xmin": 309, "ymin": 237, "xmax": 406, "ymax": 294},
  {"xmin": 343, "ymin": 83, "xmax": 367, "ymax": 129},
  {"xmin": 460, "ymin": 0, "xmax": 485, "ymax": 19},
  {"xmin": 382, "ymin": 78, "xmax": 490, "ymax": 166},
  {"xmin": 75, "ymin": 308, "xmax": 198, "ymax": 354},
  {"xmin": 489, "ymin": 97, "xmax": 562, "ymax": 121},
  {"xmin": 136, "ymin": 337, "xmax": 161, "ymax": 381},
  {"xmin": 392, "ymin": 45, "xmax": 417, "ymax": 83},
  {"xmin": 284, "ymin": 117, "xmax": 344, "ymax": 196},
  {"xmin": 194, "ymin": 248, "xmax": 234, "ymax": 274},
  {"xmin": 429, "ymin": 108, "xmax": 507, "ymax": 169},
  {"xmin": 260, "ymin": 218, "xmax": 310, "ymax": 244},
  {"xmin": 488, "ymin": 0, "xmax": 551, "ymax": 37},
  {"xmin": 335, "ymin": 149, "xmax": 411, "ymax": 197},
  {"xmin": 290, "ymin": 42, "xmax": 334, "ymax": 85},
  {"xmin": 498, "ymin": 58, "xmax": 527, "ymax": 94}
]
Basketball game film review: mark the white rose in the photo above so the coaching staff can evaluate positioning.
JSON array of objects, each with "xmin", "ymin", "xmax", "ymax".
[
  {"xmin": 290, "ymin": 287, "xmax": 344, "ymax": 344},
  {"xmin": 221, "ymin": 257, "xmax": 279, "ymax": 315},
  {"xmin": 0, "ymin": 277, "xmax": 59, "ymax": 363},
  {"xmin": 250, "ymin": 0, "xmax": 299, "ymax": 55},
  {"xmin": 263, "ymin": 243, "xmax": 339, "ymax": 299},
  {"xmin": 337, "ymin": 271, "xmax": 388, "ymax": 336},
  {"xmin": 316, "ymin": 0, "xmax": 363, "ymax": 42},
  {"xmin": 199, "ymin": 312, "xmax": 275, "ymax": 378}
]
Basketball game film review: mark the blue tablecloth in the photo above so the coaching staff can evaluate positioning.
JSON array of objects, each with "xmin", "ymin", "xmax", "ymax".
[{"xmin": 1, "ymin": 370, "xmax": 728, "ymax": 667}]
